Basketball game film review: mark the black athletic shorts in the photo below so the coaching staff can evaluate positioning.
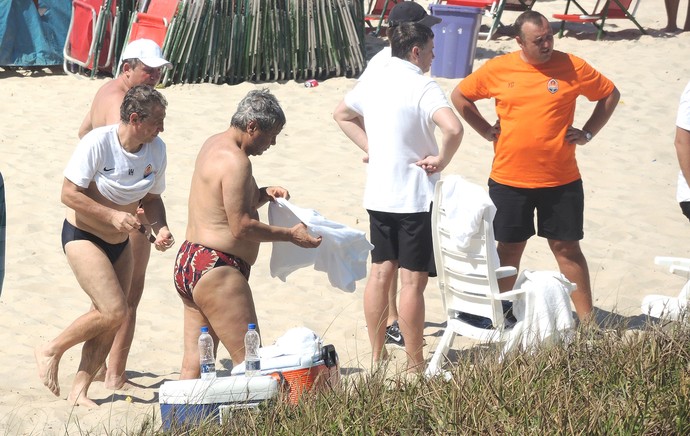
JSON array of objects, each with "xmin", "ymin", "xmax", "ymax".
[
  {"xmin": 488, "ymin": 178, "xmax": 584, "ymax": 243},
  {"xmin": 680, "ymin": 201, "xmax": 690, "ymax": 222},
  {"xmin": 367, "ymin": 209, "xmax": 436, "ymax": 277}
]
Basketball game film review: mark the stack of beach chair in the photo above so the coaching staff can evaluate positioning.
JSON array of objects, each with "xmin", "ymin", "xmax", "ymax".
[{"xmin": 64, "ymin": 0, "xmax": 366, "ymax": 85}]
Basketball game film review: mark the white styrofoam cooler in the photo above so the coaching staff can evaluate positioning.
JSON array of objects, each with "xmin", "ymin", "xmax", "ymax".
[
  {"xmin": 159, "ymin": 374, "xmax": 281, "ymax": 430},
  {"xmin": 159, "ymin": 328, "xmax": 340, "ymax": 429}
]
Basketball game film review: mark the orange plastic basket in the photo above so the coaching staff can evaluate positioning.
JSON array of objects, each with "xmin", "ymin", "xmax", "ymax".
[{"xmin": 280, "ymin": 363, "xmax": 339, "ymax": 404}]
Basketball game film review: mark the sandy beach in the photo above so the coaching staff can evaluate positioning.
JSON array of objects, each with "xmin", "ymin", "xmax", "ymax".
[{"xmin": 2, "ymin": 0, "xmax": 690, "ymax": 433}]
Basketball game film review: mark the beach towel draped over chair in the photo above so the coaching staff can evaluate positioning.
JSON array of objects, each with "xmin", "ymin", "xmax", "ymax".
[
  {"xmin": 641, "ymin": 257, "xmax": 690, "ymax": 320},
  {"xmin": 510, "ymin": 270, "xmax": 577, "ymax": 351},
  {"xmin": 553, "ymin": 0, "xmax": 646, "ymax": 40},
  {"xmin": 425, "ymin": 176, "xmax": 576, "ymax": 377},
  {"xmin": 444, "ymin": 0, "xmax": 535, "ymax": 40}
]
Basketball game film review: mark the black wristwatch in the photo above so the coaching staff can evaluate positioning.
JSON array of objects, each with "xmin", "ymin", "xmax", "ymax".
[{"xmin": 583, "ymin": 130, "xmax": 593, "ymax": 142}]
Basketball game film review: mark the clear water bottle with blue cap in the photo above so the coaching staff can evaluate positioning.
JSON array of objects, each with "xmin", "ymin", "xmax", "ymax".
[
  {"xmin": 244, "ymin": 323, "xmax": 261, "ymax": 376},
  {"xmin": 198, "ymin": 326, "xmax": 216, "ymax": 380}
]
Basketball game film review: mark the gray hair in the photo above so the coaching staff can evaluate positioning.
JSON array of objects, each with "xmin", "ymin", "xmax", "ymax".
[
  {"xmin": 391, "ymin": 22, "xmax": 434, "ymax": 60},
  {"xmin": 120, "ymin": 85, "xmax": 167, "ymax": 123},
  {"xmin": 230, "ymin": 89, "xmax": 286, "ymax": 132}
]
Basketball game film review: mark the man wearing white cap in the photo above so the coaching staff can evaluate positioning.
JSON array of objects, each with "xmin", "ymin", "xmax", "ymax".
[
  {"xmin": 76, "ymin": 38, "xmax": 172, "ymax": 390},
  {"xmin": 78, "ymin": 39, "xmax": 172, "ymax": 138}
]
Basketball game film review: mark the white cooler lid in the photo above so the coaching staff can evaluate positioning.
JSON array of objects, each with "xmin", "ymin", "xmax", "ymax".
[{"xmin": 159, "ymin": 375, "xmax": 280, "ymax": 405}]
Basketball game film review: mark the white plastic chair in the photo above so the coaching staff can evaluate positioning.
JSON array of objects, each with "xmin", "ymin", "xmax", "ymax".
[
  {"xmin": 425, "ymin": 178, "xmax": 533, "ymax": 377},
  {"xmin": 641, "ymin": 256, "xmax": 690, "ymax": 320}
]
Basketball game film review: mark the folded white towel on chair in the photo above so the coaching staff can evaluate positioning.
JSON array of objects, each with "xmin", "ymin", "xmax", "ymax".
[
  {"xmin": 510, "ymin": 270, "xmax": 577, "ymax": 352},
  {"xmin": 641, "ymin": 280, "xmax": 690, "ymax": 320}
]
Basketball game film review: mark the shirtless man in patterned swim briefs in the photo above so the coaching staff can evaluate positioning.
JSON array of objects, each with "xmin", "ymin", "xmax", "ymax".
[{"xmin": 173, "ymin": 89, "xmax": 322, "ymax": 378}]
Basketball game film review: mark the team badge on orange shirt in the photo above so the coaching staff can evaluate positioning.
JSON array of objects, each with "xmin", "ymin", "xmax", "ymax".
[
  {"xmin": 547, "ymin": 78, "xmax": 559, "ymax": 94},
  {"xmin": 144, "ymin": 164, "xmax": 153, "ymax": 179}
]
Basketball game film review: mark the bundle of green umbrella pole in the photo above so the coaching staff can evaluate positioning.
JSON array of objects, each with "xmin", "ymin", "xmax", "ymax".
[{"xmin": 157, "ymin": 0, "xmax": 366, "ymax": 85}]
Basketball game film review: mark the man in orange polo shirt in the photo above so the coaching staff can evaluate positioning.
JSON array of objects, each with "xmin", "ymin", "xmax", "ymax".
[{"xmin": 451, "ymin": 11, "xmax": 620, "ymax": 322}]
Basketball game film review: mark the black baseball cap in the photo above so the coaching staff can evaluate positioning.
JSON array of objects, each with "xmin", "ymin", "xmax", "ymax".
[{"xmin": 387, "ymin": 2, "xmax": 442, "ymax": 28}]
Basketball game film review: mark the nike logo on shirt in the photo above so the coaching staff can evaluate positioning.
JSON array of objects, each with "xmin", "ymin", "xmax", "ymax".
[{"xmin": 103, "ymin": 167, "xmax": 114, "ymax": 172}]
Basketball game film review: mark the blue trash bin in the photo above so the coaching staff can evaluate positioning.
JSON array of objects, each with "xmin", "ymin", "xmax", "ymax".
[{"xmin": 429, "ymin": 5, "xmax": 482, "ymax": 79}]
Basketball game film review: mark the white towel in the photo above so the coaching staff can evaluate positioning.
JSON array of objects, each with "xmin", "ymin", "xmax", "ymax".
[
  {"xmin": 440, "ymin": 176, "xmax": 496, "ymax": 249},
  {"xmin": 509, "ymin": 270, "xmax": 576, "ymax": 352},
  {"xmin": 641, "ymin": 280, "xmax": 690, "ymax": 320},
  {"xmin": 268, "ymin": 198, "xmax": 373, "ymax": 292},
  {"xmin": 231, "ymin": 327, "xmax": 323, "ymax": 375}
]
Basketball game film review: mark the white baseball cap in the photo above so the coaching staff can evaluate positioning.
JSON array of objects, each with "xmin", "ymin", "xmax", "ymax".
[{"xmin": 120, "ymin": 39, "xmax": 172, "ymax": 69}]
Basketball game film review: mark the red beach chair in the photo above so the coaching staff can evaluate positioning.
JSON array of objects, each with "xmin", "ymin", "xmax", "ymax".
[
  {"xmin": 364, "ymin": 0, "xmax": 399, "ymax": 36},
  {"xmin": 63, "ymin": 0, "xmax": 120, "ymax": 77},
  {"xmin": 553, "ymin": 0, "xmax": 646, "ymax": 40},
  {"xmin": 126, "ymin": 0, "xmax": 180, "ymax": 47}
]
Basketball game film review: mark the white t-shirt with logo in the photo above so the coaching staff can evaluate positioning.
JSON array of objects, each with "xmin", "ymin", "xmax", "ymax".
[{"xmin": 64, "ymin": 124, "xmax": 167, "ymax": 205}]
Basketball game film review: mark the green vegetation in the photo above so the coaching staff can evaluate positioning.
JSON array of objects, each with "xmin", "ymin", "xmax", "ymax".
[{"xmin": 108, "ymin": 321, "xmax": 690, "ymax": 435}]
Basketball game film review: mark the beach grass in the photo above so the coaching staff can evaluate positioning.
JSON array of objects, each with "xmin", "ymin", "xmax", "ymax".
[{"xmin": 147, "ymin": 319, "xmax": 690, "ymax": 435}]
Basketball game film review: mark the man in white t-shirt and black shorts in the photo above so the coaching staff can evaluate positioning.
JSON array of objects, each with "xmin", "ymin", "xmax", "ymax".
[
  {"xmin": 334, "ymin": 23, "xmax": 463, "ymax": 372},
  {"xmin": 358, "ymin": 1, "xmax": 442, "ymax": 349}
]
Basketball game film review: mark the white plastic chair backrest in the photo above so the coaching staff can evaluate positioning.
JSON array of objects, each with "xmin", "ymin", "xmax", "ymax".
[{"xmin": 432, "ymin": 180, "xmax": 506, "ymax": 329}]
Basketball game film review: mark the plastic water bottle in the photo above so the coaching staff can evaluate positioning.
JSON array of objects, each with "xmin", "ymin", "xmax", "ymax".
[
  {"xmin": 198, "ymin": 326, "xmax": 216, "ymax": 380},
  {"xmin": 244, "ymin": 323, "xmax": 261, "ymax": 376}
]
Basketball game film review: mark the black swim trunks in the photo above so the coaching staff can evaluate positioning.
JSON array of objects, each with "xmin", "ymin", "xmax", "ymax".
[{"xmin": 61, "ymin": 220, "xmax": 130, "ymax": 264}]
